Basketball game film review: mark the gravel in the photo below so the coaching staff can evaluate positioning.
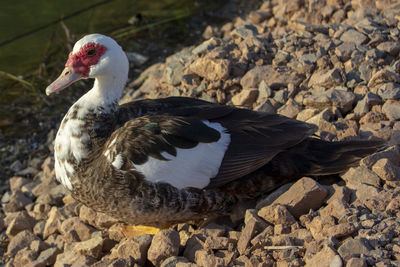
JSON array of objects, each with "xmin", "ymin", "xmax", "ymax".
[{"xmin": 2, "ymin": 0, "xmax": 400, "ymax": 266}]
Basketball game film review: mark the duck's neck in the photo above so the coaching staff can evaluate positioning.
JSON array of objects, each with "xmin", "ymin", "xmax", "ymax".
[{"xmin": 54, "ymin": 73, "xmax": 127, "ymax": 190}]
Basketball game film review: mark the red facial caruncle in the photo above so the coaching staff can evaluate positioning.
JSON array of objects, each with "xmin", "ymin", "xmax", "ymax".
[{"xmin": 65, "ymin": 42, "xmax": 107, "ymax": 77}]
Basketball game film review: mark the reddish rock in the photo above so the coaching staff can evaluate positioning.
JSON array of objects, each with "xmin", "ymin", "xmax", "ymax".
[
  {"xmin": 43, "ymin": 206, "xmax": 69, "ymax": 239},
  {"xmin": 9, "ymin": 176, "xmax": 30, "ymax": 192},
  {"xmin": 189, "ymin": 57, "xmax": 230, "ymax": 81},
  {"xmin": 258, "ymin": 204, "xmax": 297, "ymax": 225},
  {"xmin": 204, "ymin": 236, "xmax": 231, "ymax": 250},
  {"xmin": 231, "ymin": 89, "xmax": 259, "ymax": 106},
  {"xmin": 3, "ymin": 190, "xmax": 33, "ymax": 212},
  {"xmin": 148, "ymin": 230, "xmax": 180, "ymax": 266},
  {"xmin": 74, "ymin": 235, "xmax": 104, "ymax": 259},
  {"xmin": 346, "ymin": 257, "xmax": 367, "ymax": 267},
  {"xmin": 325, "ymin": 223, "xmax": 356, "ymax": 239},
  {"xmin": 372, "ymin": 158, "xmax": 400, "ymax": 181},
  {"xmin": 59, "ymin": 217, "xmax": 95, "ymax": 242},
  {"xmin": 183, "ymin": 235, "xmax": 205, "ymax": 262},
  {"xmin": 320, "ymin": 198, "xmax": 349, "ymax": 220},
  {"xmin": 13, "ymin": 248, "xmax": 38, "ymax": 267},
  {"xmin": 305, "ymin": 244, "xmax": 339, "ymax": 267},
  {"xmin": 6, "ymin": 210, "xmax": 36, "ymax": 237},
  {"xmin": 30, "ymin": 247, "xmax": 60, "ymax": 267},
  {"xmin": 110, "ymin": 234, "xmax": 153, "ymax": 266},
  {"xmin": 237, "ymin": 216, "xmax": 268, "ymax": 254},
  {"xmin": 272, "ymin": 177, "xmax": 328, "ymax": 218},
  {"xmin": 240, "ymin": 65, "xmax": 303, "ymax": 90},
  {"xmin": 54, "ymin": 249, "xmax": 96, "ymax": 267},
  {"xmin": 7, "ymin": 230, "xmax": 39, "ymax": 256}
]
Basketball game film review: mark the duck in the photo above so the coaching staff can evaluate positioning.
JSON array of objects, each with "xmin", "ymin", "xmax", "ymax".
[{"xmin": 46, "ymin": 34, "xmax": 382, "ymax": 234}]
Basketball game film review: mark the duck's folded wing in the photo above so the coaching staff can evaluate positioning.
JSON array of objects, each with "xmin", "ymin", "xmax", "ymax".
[{"xmin": 102, "ymin": 111, "xmax": 317, "ymax": 190}]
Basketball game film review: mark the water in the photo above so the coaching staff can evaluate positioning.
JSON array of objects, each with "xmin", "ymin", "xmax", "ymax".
[{"xmin": 0, "ymin": 0, "xmax": 226, "ymax": 174}]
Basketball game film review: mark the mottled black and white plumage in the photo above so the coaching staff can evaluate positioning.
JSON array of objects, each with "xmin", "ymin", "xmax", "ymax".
[{"xmin": 46, "ymin": 34, "xmax": 382, "ymax": 227}]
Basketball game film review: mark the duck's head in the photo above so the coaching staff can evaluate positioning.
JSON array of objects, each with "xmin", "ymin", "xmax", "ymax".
[{"xmin": 46, "ymin": 34, "xmax": 129, "ymax": 96}]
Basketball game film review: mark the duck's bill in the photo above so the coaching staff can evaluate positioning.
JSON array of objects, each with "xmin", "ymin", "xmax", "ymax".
[{"xmin": 45, "ymin": 67, "xmax": 83, "ymax": 96}]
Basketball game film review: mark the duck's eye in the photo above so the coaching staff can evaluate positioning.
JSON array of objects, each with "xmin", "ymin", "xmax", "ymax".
[{"xmin": 87, "ymin": 49, "xmax": 96, "ymax": 57}]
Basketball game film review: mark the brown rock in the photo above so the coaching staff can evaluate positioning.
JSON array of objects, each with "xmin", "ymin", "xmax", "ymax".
[
  {"xmin": 7, "ymin": 230, "xmax": 39, "ymax": 256},
  {"xmin": 237, "ymin": 216, "xmax": 268, "ymax": 254},
  {"xmin": 204, "ymin": 236, "xmax": 231, "ymax": 250},
  {"xmin": 258, "ymin": 204, "xmax": 297, "ymax": 225},
  {"xmin": 148, "ymin": 229, "xmax": 180, "ymax": 266},
  {"xmin": 94, "ymin": 212, "xmax": 119, "ymax": 228},
  {"xmin": 341, "ymin": 166, "xmax": 381, "ymax": 187},
  {"xmin": 183, "ymin": 235, "xmax": 205, "ymax": 262},
  {"xmin": 45, "ymin": 234, "xmax": 65, "ymax": 251},
  {"xmin": 308, "ymin": 215, "xmax": 336, "ymax": 240},
  {"xmin": 305, "ymin": 244, "xmax": 339, "ymax": 267},
  {"xmin": 325, "ymin": 223, "xmax": 356, "ymax": 239},
  {"xmin": 30, "ymin": 239, "xmax": 50, "ymax": 253},
  {"xmin": 308, "ymin": 68, "xmax": 343, "ymax": 88},
  {"xmin": 74, "ymin": 235, "xmax": 104, "ymax": 259},
  {"xmin": 0, "ymin": 217, "xmax": 5, "ymax": 232},
  {"xmin": 250, "ymin": 225, "xmax": 274, "ymax": 246},
  {"xmin": 3, "ymin": 190, "xmax": 33, "ymax": 212},
  {"xmin": 372, "ymin": 158, "xmax": 400, "ymax": 181},
  {"xmin": 231, "ymin": 89, "xmax": 259, "ymax": 106},
  {"xmin": 13, "ymin": 248, "xmax": 38, "ymax": 267},
  {"xmin": 111, "ymin": 234, "xmax": 153, "ymax": 266},
  {"xmin": 320, "ymin": 198, "xmax": 349, "ymax": 220},
  {"xmin": 30, "ymin": 247, "xmax": 60, "ymax": 267},
  {"xmin": 6, "ymin": 210, "xmax": 36, "ymax": 237},
  {"xmin": 189, "ymin": 57, "xmax": 230, "ymax": 81},
  {"xmin": 272, "ymin": 177, "xmax": 328, "ymax": 218},
  {"xmin": 346, "ymin": 257, "xmax": 367, "ymax": 267},
  {"xmin": 240, "ymin": 65, "xmax": 303, "ymax": 90},
  {"xmin": 195, "ymin": 249, "xmax": 226, "ymax": 266},
  {"xmin": 377, "ymin": 41, "xmax": 400, "ymax": 56},
  {"xmin": 60, "ymin": 217, "xmax": 95, "ymax": 242},
  {"xmin": 43, "ymin": 206, "xmax": 69, "ymax": 239},
  {"xmin": 9, "ymin": 176, "xmax": 30, "ymax": 192},
  {"xmin": 361, "ymin": 145, "xmax": 400, "ymax": 169},
  {"xmin": 368, "ymin": 70, "xmax": 400, "ymax": 89},
  {"xmin": 303, "ymin": 89, "xmax": 355, "ymax": 113},
  {"xmin": 325, "ymin": 184, "xmax": 351, "ymax": 204},
  {"xmin": 54, "ymin": 250, "xmax": 96, "ymax": 267},
  {"xmin": 277, "ymin": 99, "xmax": 302, "ymax": 118}
]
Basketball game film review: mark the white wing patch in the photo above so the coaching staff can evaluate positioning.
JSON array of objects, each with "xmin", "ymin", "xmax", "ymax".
[{"xmin": 133, "ymin": 121, "xmax": 231, "ymax": 189}]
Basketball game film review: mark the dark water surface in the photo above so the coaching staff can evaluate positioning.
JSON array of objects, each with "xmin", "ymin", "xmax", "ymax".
[{"xmin": 0, "ymin": 0, "xmax": 228, "ymax": 175}]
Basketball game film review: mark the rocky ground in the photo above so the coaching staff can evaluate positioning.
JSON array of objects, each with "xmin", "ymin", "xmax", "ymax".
[{"xmin": 2, "ymin": 0, "xmax": 400, "ymax": 266}]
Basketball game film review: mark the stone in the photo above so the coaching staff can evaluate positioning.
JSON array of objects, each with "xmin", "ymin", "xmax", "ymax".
[
  {"xmin": 309, "ymin": 215, "xmax": 336, "ymax": 240},
  {"xmin": 248, "ymin": 10, "xmax": 271, "ymax": 24},
  {"xmin": 3, "ymin": 190, "xmax": 33, "ymax": 212},
  {"xmin": 335, "ymin": 42, "xmax": 357, "ymax": 61},
  {"xmin": 231, "ymin": 24, "xmax": 258, "ymax": 39},
  {"xmin": 272, "ymin": 177, "xmax": 328, "ymax": 218},
  {"xmin": 305, "ymin": 244, "xmax": 339, "ymax": 267},
  {"xmin": 7, "ymin": 230, "xmax": 39, "ymax": 256},
  {"xmin": 9, "ymin": 176, "xmax": 30, "ymax": 192},
  {"xmin": 74, "ymin": 235, "xmax": 104, "ymax": 259},
  {"xmin": 325, "ymin": 223, "xmax": 356, "ymax": 239},
  {"xmin": 277, "ymin": 99, "xmax": 302, "ymax": 118},
  {"xmin": 231, "ymin": 89, "xmax": 258, "ymax": 106},
  {"xmin": 54, "ymin": 250, "xmax": 96, "ymax": 267},
  {"xmin": 30, "ymin": 247, "xmax": 60, "ymax": 267},
  {"xmin": 297, "ymin": 109, "xmax": 319, "ymax": 122},
  {"xmin": 160, "ymin": 256, "xmax": 191, "ymax": 267},
  {"xmin": 189, "ymin": 57, "xmax": 230, "ymax": 81},
  {"xmin": 6, "ymin": 210, "xmax": 36, "ymax": 237},
  {"xmin": 204, "ymin": 236, "xmax": 231, "ymax": 250},
  {"xmin": 340, "ymin": 29, "xmax": 367, "ymax": 45},
  {"xmin": 148, "ymin": 230, "xmax": 180, "ymax": 266},
  {"xmin": 43, "ymin": 206, "xmax": 70, "ymax": 239},
  {"xmin": 13, "ymin": 248, "xmax": 38, "ymax": 266},
  {"xmin": 183, "ymin": 235, "xmax": 204, "ymax": 262},
  {"xmin": 303, "ymin": 89, "xmax": 355, "ymax": 113},
  {"xmin": 337, "ymin": 238, "xmax": 372, "ymax": 258},
  {"xmin": 308, "ymin": 69, "xmax": 343, "ymax": 88},
  {"xmin": 237, "ymin": 216, "xmax": 268, "ymax": 255},
  {"xmin": 382, "ymin": 100, "xmax": 400, "ymax": 120},
  {"xmin": 346, "ymin": 258, "xmax": 367, "ymax": 267},
  {"xmin": 377, "ymin": 41, "xmax": 400, "ymax": 56},
  {"xmin": 241, "ymin": 65, "xmax": 303, "ymax": 90},
  {"xmin": 341, "ymin": 166, "xmax": 381, "ymax": 187},
  {"xmin": 320, "ymin": 198, "xmax": 349, "ymax": 220},
  {"xmin": 60, "ymin": 217, "xmax": 95, "ymax": 242},
  {"xmin": 111, "ymin": 234, "xmax": 153, "ymax": 266},
  {"xmin": 258, "ymin": 204, "xmax": 297, "ymax": 225},
  {"xmin": 372, "ymin": 158, "xmax": 400, "ymax": 181},
  {"xmin": 378, "ymin": 83, "xmax": 400, "ymax": 100},
  {"xmin": 368, "ymin": 70, "xmax": 400, "ymax": 89}
]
